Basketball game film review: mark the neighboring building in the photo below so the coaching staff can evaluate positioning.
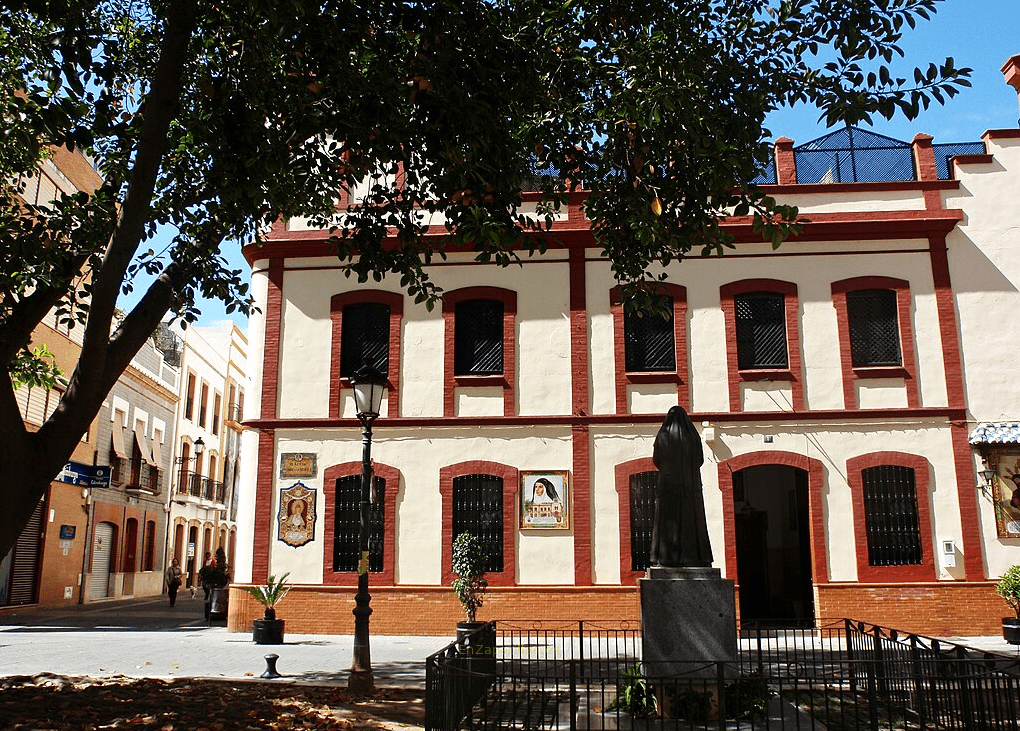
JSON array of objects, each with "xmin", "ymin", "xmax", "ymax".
[
  {"xmin": 87, "ymin": 330, "xmax": 180, "ymax": 601},
  {"xmin": 1, "ymin": 147, "xmax": 102, "ymax": 608},
  {"xmin": 167, "ymin": 322, "xmax": 247, "ymax": 588},
  {"xmin": 230, "ymin": 55, "xmax": 1020, "ymax": 637}
]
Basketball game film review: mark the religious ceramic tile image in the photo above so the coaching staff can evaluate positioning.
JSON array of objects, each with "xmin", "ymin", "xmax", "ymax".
[
  {"xmin": 520, "ymin": 471, "xmax": 570, "ymax": 530},
  {"xmin": 987, "ymin": 450, "xmax": 1020, "ymax": 538},
  {"xmin": 278, "ymin": 481, "xmax": 317, "ymax": 547}
]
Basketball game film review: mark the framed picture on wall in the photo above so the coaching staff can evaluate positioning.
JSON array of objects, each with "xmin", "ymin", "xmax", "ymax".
[
  {"xmin": 520, "ymin": 471, "xmax": 570, "ymax": 530},
  {"xmin": 988, "ymin": 449, "xmax": 1020, "ymax": 538}
]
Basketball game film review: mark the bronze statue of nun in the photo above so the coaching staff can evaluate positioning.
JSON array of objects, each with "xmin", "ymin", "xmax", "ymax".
[{"xmin": 650, "ymin": 405, "xmax": 713, "ymax": 568}]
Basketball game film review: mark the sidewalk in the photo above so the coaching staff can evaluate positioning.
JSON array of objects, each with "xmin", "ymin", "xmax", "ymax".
[{"xmin": 0, "ymin": 595, "xmax": 451, "ymax": 686}]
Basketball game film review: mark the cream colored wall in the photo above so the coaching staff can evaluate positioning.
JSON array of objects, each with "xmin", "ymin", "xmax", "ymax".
[
  {"xmin": 945, "ymin": 135, "xmax": 1020, "ymax": 578},
  {"xmin": 267, "ymin": 427, "xmax": 575, "ymax": 586}
]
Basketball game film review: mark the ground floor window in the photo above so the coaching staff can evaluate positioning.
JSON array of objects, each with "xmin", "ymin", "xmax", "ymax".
[
  {"xmin": 862, "ymin": 465, "xmax": 922, "ymax": 566},
  {"xmin": 333, "ymin": 474, "xmax": 386, "ymax": 572},
  {"xmin": 452, "ymin": 473, "xmax": 504, "ymax": 573},
  {"xmin": 628, "ymin": 472, "xmax": 657, "ymax": 571}
]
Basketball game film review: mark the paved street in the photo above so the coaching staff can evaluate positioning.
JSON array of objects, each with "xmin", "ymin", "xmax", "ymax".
[{"xmin": 0, "ymin": 594, "xmax": 451, "ymax": 686}]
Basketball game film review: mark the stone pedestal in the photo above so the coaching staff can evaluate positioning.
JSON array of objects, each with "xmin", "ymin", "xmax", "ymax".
[{"xmin": 640, "ymin": 567, "xmax": 736, "ymax": 678}]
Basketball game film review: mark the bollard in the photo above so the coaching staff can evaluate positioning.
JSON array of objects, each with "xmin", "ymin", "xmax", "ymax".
[{"xmin": 262, "ymin": 653, "xmax": 281, "ymax": 679}]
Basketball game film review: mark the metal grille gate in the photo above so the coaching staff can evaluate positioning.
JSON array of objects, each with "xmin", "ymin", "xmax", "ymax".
[
  {"xmin": 452, "ymin": 474, "xmax": 503, "ymax": 573},
  {"xmin": 333, "ymin": 474, "xmax": 386, "ymax": 572},
  {"xmin": 629, "ymin": 471, "xmax": 657, "ymax": 571},
  {"xmin": 862, "ymin": 465, "xmax": 922, "ymax": 566}
]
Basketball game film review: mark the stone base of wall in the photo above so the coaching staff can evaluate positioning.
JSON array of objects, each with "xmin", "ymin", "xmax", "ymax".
[
  {"xmin": 227, "ymin": 585, "xmax": 642, "ymax": 636},
  {"xmin": 226, "ymin": 581, "xmax": 1007, "ymax": 638},
  {"xmin": 815, "ymin": 582, "xmax": 1005, "ymax": 637}
]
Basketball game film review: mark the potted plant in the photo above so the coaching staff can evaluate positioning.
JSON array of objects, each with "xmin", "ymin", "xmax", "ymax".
[
  {"xmin": 452, "ymin": 533, "xmax": 488, "ymax": 632},
  {"xmin": 242, "ymin": 572, "xmax": 290, "ymax": 644},
  {"xmin": 199, "ymin": 547, "xmax": 231, "ymax": 620},
  {"xmin": 995, "ymin": 565, "xmax": 1020, "ymax": 644}
]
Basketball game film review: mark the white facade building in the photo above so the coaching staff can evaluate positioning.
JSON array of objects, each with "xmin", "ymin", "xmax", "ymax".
[{"xmin": 229, "ymin": 56, "xmax": 1020, "ymax": 638}]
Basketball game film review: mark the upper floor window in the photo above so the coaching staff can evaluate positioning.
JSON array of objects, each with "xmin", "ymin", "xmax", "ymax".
[
  {"xmin": 199, "ymin": 383, "xmax": 209, "ymax": 428},
  {"xmin": 185, "ymin": 373, "xmax": 196, "ymax": 421},
  {"xmin": 340, "ymin": 302, "xmax": 391, "ymax": 377},
  {"xmin": 861, "ymin": 464, "xmax": 922, "ymax": 566},
  {"xmin": 847, "ymin": 289, "xmax": 901, "ymax": 367},
  {"xmin": 212, "ymin": 393, "xmax": 222, "ymax": 436},
  {"xmin": 330, "ymin": 291, "xmax": 404, "ymax": 419},
  {"xmin": 734, "ymin": 292, "xmax": 788, "ymax": 370},
  {"xmin": 624, "ymin": 304, "xmax": 676, "ymax": 372},
  {"xmin": 455, "ymin": 300, "xmax": 504, "ymax": 375}
]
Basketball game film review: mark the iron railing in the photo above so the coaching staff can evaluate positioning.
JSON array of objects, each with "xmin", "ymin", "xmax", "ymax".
[
  {"xmin": 426, "ymin": 619, "xmax": 1020, "ymax": 731},
  {"xmin": 175, "ymin": 470, "xmax": 226, "ymax": 503}
]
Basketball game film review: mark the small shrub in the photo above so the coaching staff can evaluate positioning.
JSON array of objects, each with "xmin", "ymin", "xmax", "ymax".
[
  {"xmin": 608, "ymin": 665, "xmax": 658, "ymax": 718},
  {"xmin": 724, "ymin": 672, "xmax": 771, "ymax": 720},
  {"xmin": 996, "ymin": 565, "xmax": 1020, "ymax": 619}
]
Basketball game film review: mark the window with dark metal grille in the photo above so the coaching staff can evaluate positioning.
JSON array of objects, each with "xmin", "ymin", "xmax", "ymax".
[
  {"xmin": 452, "ymin": 474, "xmax": 503, "ymax": 573},
  {"xmin": 624, "ymin": 302, "xmax": 676, "ymax": 372},
  {"xmin": 333, "ymin": 474, "xmax": 386, "ymax": 572},
  {"xmin": 847, "ymin": 290, "xmax": 901, "ymax": 367},
  {"xmin": 340, "ymin": 303, "xmax": 390, "ymax": 377},
  {"xmin": 454, "ymin": 300, "xmax": 503, "ymax": 375},
  {"xmin": 735, "ymin": 292, "xmax": 788, "ymax": 370},
  {"xmin": 862, "ymin": 465, "xmax": 922, "ymax": 566},
  {"xmin": 629, "ymin": 471, "xmax": 658, "ymax": 571}
]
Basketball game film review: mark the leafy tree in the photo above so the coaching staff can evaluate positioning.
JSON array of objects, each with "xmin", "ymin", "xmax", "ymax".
[{"xmin": 0, "ymin": 0, "xmax": 969, "ymax": 558}]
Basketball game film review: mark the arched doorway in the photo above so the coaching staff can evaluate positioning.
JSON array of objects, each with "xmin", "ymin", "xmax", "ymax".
[{"xmin": 733, "ymin": 465, "xmax": 814, "ymax": 626}]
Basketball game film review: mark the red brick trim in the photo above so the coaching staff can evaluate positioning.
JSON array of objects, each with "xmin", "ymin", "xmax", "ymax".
[
  {"xmin": 321, "ymin": 461, "xmax": 400, "ymax": 586},
  {"xmin": 615, "ymin": 457, "xmax": 658, "ymax": 585},
  {"xmin": 719, "ymin": 280, "xmax": 804, "ymax": 412},
  {"xmin": 846, "ymin": 452, "xmax": 936, "ymax": 583},
  {"xmin": 610, "ymin": 284, "xmax": 689, "ymax": 414},
  {"xmin": 442, "ymin": 287, "xmax": 518, "ymax": 417},
  {"xmin": 251, "ymin": 428, "xmax": 275, "ymax": 584},
  {"xmin": 950, "ymin": 421, "xmax": 986, "ymax": 580},
  {"xmin": 572, "ymin": 424, "xmax": 592, "ymax": 585},
  {"xmin": 569, "ymin": 246, "xmax": 590, "ymax": 416},
  {"xmin": 831, "ymin": 277, "xmax": 919, "ymax": 410},
  {"xmin": 260, "ymin": 259, "xmax": 284, "ymax": 421},
  {"xmin": 328, "ymin": 291, "xmax": 404, "ymax": 419},
  {"xmin": 439, "ymin": 461, "xmax": 519, "ymax": 587},
  {"xmin": 718, "ymin": 451, "xmax": 828, "ymax": 585},
  {"xmin": 983, "ymin": 129, "xmax": 1020, "ymax": 141},
  {"xmin": 927, "ymin": 236, "xmax": 966, "ymax": 411}
]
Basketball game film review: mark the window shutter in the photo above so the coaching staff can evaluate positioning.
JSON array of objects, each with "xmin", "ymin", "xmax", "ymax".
[
  {"xmin": 340, "ymin": 303, "xmax": 390, "ymax": 377},
  {"xmin": 862, "ymin": 465, "xmax": 922, "ymax": 566},
  {"xmin": 629, "ymin": 472, "xmax": 658, "ymax": 571},
  {"xmin": 333, "ymin": 475, "xmax": 385, "ymax": 572},
  {"xmin": 454, "ymin": 300, "xmax": 504, "ymax": 375},
  {"xmin": 847, "ymin": 289, "xmax": 901, "ymax": 367},
  {"xmin": 624, "ymin": 302, "xmax": 676, "ymax": 372},
  {"xmin": 735, "ymin": 293, "xmax": 788, "ymax": 369}
]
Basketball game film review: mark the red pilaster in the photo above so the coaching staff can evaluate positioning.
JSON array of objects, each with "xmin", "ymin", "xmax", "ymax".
[{"xmin": 572, "ymin": 423, "xmax": 592, "ymax": 585}]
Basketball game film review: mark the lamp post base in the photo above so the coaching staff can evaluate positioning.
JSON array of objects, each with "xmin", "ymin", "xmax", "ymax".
[{"xmin": 348, "ymin": 668, "xmax": 375, "ymax": 694}]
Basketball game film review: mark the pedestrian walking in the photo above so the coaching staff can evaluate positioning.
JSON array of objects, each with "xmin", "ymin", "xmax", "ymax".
[{"xmin": 165, "ymin": 558, "xmax": 183, "ymax": 607}]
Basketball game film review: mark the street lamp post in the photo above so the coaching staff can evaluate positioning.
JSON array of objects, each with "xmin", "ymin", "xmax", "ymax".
[{"xmin": 349, "ymin": 366, "xmax": 387, "ymax": 694}]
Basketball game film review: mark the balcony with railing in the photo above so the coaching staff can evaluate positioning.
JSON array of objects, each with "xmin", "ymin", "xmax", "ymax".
[
  {"xmin": 176, "ymin": 470, "xmax": 226, "ymax": 504},
  {"xmin": 112, "ymin": 459, "xmax": 163, "ymax": 495}
]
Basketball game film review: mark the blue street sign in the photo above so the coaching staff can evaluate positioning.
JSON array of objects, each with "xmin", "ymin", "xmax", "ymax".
[{"xmin": 57, "ymin": 461, "xmax": 112, "ymax": 489}]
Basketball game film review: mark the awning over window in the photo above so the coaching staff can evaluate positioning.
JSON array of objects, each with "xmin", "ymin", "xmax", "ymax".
[
  {"xmin": 134, "ymin": 430, "xmax": 157, "ymax": 467},
  {"xmin": 111, "ymin": 426, "xmax": 127, "ymax": 459},
  {"xmin": 150, "ymin": 438, "xmax": 163, "ymax": 468},
  {"xmin": 969, "ymin": 422, "xmax": 1020, "ymax": 445}
]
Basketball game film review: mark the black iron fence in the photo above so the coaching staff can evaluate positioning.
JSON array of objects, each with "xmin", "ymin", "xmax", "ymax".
[{"xmin": 426, "ymin": 619, "xmax": 1020, "ymax": 731}]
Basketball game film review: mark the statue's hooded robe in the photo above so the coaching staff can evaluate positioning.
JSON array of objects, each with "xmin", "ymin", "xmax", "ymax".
[{"xmin": 650, "ymin": 406, "xmax": 713, "ymax": 568}]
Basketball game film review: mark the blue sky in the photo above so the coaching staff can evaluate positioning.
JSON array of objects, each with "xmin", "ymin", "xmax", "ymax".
[{"xmin": 140, "ymin": 0, "xmax": 1020, "ymax": 331}]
